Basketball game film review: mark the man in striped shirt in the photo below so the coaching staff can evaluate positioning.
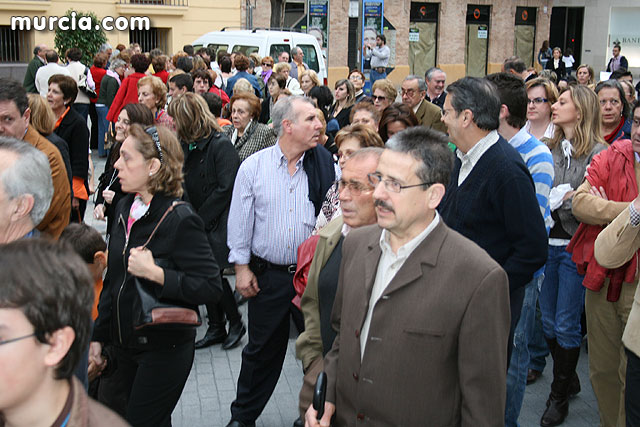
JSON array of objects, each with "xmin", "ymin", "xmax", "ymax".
[
  {"xmin": 226, "ymin": 96, "xmax": 334, "ymax": 427},
  {"xmin": 487, "ymin": 72, "xmax": 555, "ymax": 427}
]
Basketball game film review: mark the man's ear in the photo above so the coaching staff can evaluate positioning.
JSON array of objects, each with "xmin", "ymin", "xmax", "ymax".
[
  {"xmin": 427, "ymin": 183, "xmax": 446, "ymax": 210},
  {"xmin": 12, "ymin": 194, "xmax": 34, "ymax": 222},
  {"xmin": 43, "ymin": 326, "xmax": 75, "ymax": 369},
  {"xmin": 93, "ymin": 251, "xmax": 107, "ymax": 272},
  {"xmin": 499, "ymin": 104, "xmax": 509, "ymax": 121}
]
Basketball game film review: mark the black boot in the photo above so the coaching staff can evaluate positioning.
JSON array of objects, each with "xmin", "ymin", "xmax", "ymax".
[
  {"xmin": 195, "ymin": 302, "xmax": 227, "ymax": 349},
  {"xmin": 219, "ymin": 278, "xmax": 246, "ymax": 350},
  {"xmin": 540, "ymin": 346, "xmax": 580, "ymax": 426}
]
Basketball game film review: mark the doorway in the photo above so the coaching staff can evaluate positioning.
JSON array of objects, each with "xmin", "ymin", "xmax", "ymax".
[
  {"xmin": 408, "ymin": 2, "xmax": 438, "ymax": 78},
  {"xmin": 465, "ymin": 5, "xmax": 490, "ymax": 77}
]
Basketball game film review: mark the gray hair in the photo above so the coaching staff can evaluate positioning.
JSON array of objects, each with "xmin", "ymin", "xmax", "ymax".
[
  {"xmin": 294, "ymin": 46, "xmax": 304, "ymax": 56},
  {"xmin": 446, "ymin": 77, "xmax": 500, "ymax": 131},
  {"xmin": 346, "ymin": 146, "xmax": 383, "ymax": 164},
  {"xmin": 0, "ymin": 137, "xmax": 53, "ymax": 225},
  {"xmin": 99, "ymin": 43, "xmax": 112, "ymax": 52},
  {"xmin": 404, "ymin": 75, "xmax": 427, "ymax": 92},
  {"xmin": 386, "ymin": 127, "xmax": 454, "ymax": 188},
  {"xmin": 271, "ymin": 96, "xmax": 316, "ymax": 138},
  {"xmin": 109, "ymin": 58, "xmax": 126, "ymax": 72},
  {"xmin": 425, "ymin": 67, "xmax": 445, "ymax": 82}
]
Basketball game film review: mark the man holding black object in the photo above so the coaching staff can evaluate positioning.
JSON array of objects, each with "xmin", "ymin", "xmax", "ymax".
[
  {"xmin": 227, "ymin": 96, "xmax": 335, "ymax": 427},
  {"xmin": 306, "ymin": 127, "xmax": 510, "ymax": 426}
]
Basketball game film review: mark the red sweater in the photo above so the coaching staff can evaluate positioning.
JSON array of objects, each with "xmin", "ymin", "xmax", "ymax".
[
  {"xmin": 567, "ymin": 139, "xmax": 639, "ymax": 301},
  {"xmin": 106, "ymin": 72, "xmax": 146, "ymax": 122},
  {"xmin": 90, "ymin": 66, "xmax": 107, "ymax": 103},
  {"xmin": 153, "ymin": 70, "xmax": 169, "ymax": 84}
]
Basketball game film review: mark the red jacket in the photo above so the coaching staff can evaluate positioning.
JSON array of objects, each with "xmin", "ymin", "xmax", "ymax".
[
  {"xmin": 90, "ymin": 66, "xmax": 107, "ymax": 103},
  {"xmin": 567, "ymin": 139, "xmax": 639, "ymax": 301},
  {"xmin": 106, "ymin": 72, "xmax": 145, "ymax": 122},
  {"xmin": 153, "ymin": 69, "xmax": 169, "ymax": 84},
  {"xmin": 208, "ymin": 86, "xmax": 230, "ymax": 106}
]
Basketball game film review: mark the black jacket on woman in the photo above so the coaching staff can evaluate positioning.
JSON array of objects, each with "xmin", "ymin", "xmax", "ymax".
[
  {"xmin": 95, "ymin": 143, "xmax": 126, "ymax": 235},
  {"xmin": 54, "ymin": 107, "xmax": 89, "ymax": 179},
  {"xmin": 329, "ymin": 104, "xmax": 353, "ymax": 130},
  {"xmin": 93, "ymin": 192, "xmax": 222, "ymax": 349},
  {"xmin": 545, "ymin": 59, "xmax": 566, "ymax": 79},
  {"xmin": 182, "ymin": 131, "xmax": 240, "ymax": 269}
]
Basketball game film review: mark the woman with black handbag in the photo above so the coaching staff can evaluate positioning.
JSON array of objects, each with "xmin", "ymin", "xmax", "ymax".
[
  {"xmin": 90, "ymin": 123, "xmax": 222, "ymax": 427},
  {"xmin": 168, "ymin": 92, "xmax": 246, "ymax": 351}
]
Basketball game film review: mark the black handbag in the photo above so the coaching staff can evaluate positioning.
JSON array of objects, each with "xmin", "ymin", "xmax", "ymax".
[{"xmin": 132, "ymin": 201, "xmax": 202, "ymax": 330}]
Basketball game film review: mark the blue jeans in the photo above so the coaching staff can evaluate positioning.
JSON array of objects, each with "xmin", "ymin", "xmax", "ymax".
[
  {"xmin": 539, "ymin": 244, "xmax": 585, "ymax": 348},
  {"xmin": 505, "ymin": 275, "xmax": 544, "ymax": 427},
  {"xmin": 369, "ymin": 68, "xmax": 386, "ymax": 85},
  {"xmin": 96, "ymin": 105, "xmax": 109, "ymax": 156},
  {"xmin": 529, "ymin": 300, "xmax": 549, "ymax": 372}
]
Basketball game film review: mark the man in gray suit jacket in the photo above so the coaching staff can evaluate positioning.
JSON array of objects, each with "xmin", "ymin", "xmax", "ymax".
[{"xmin": 305, "ymin": 127, "xmax": 511, "ymax": 426}]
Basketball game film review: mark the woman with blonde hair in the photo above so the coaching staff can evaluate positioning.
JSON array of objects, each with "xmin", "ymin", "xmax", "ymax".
[
  {"xmin": 137, "ymin": 75, "xmax": 174, "ymax": 130},
  {"xmin": 274, "ymin": 62, "xmax": 303, "ymax": 95},
  {"xmin": 299, "ymin": 69, "xmax": 320, "ymax": 96},
  {"xmin": 27, "ymin": 93, "xmax": 72, "ymax": 187},
  {"xmin": 91, "ymin": 123, "xmax": 221, "ymax": 426},
  {"xmin": 575, "ymin": 64, "xmax": 595, "ymax": 88},
  {"xmin": 168, "ymin": 92, "xmax": 246, "ymax": 351},
  {"xmin": 538, "ymin": 84, "xmax": 607, "ymax": 426},
  {"xmin": 328, "ymin": 78, "xmax": 355, "ymax": 131}
]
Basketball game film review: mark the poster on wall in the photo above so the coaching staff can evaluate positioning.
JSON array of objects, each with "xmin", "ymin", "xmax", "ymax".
[
  {"xmin": 609, "ymin": 7, "xmax": 640, "ymax": 68},
  {"xmin": 307, "ymin": 0, "xmax": 328, "ymax": 60},
  {"xmin": 362, "ymin": 0, "xmax": 384, "ymax": 73}
]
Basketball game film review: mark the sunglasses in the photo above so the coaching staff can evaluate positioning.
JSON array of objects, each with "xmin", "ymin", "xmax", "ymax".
[{"xmin": 261, "ymin": 63, "xmax": 273, "ymax": 67}]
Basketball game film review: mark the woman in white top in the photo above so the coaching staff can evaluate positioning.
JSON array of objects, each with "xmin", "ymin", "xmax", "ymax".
[
  {"xmin": 274, "ymin": 62, "xmax": 303, "ymax": 95},
  {"xmin": 525, "ymin": 77, "xmax": 558, "ymax": 141}
]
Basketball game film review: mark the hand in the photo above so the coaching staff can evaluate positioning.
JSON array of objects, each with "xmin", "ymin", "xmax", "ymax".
[
  {"xmin": 589, "ymin": 186, "xmax": 608, "ymax": 200},
  {"xmin": 563, "ymin": 190, "xmax": 575, "ymax": 202},
  {"xmin": 305, "ymin": 402, "xmax": 335, "ymax": 427},
  {"xmin": 128, "ymin": 247, "xmax": 164, "ymax": 284},
  {"xmin": 71, "ymin": 197, "xmax": 80, "ymax": 209},
  {"xmin": 235, "ymin": 264, "xmax": 260, "ymax": 298},
  {"xmin": 88, "ymin": 342, "xmax": 106, "ymax": 381},
  {"xmin": 94, "ymin": 204, "xmax": 106, "ymax": 220},
  {"xmin": 102, "ymin": 189, "xmax": 115, "ymax": 204}
]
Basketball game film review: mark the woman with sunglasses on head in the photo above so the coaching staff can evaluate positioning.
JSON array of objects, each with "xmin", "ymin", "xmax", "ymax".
[
  {"xmin": 538, "ymin": 85, "xmax": 607, "ymax": 426},
  {"xmin": 525, "ymin": 77, "xmax": 558, "ymax": 141},
  {"xmin": 94, "ymin": 103, "xmax": 154, "ymax": 236},
  {"xmin": 168, "ymin": 92, "xmax": 246, "ymax": 351},
  {"xmin": 90, "ymin": 123, "xmax": 221, "ymax": 427}
]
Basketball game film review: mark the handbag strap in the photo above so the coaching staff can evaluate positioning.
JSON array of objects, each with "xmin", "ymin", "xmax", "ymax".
[{"xmin": 141, "ymin": 201, "xmax": 187, "ymax": 249}]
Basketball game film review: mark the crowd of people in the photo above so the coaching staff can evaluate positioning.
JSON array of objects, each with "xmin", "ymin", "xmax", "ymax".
[{"xmin": 0, "ymin": 34, "xmax": 639, "ymax": 427}]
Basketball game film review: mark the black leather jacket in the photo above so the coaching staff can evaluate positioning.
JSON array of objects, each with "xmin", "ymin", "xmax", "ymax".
[{"xmin": 93, "ymin": 192, "xmax": 221, "ymax": 349}]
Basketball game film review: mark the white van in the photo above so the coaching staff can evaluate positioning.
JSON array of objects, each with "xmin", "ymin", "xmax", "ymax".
[{"xmin": 192, "ymin": 29, "xmax": 327, "ymax": 84}]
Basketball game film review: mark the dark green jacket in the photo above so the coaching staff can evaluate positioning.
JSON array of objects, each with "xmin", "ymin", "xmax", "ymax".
[
  {"xmin": 96, "ymin": 74, "xmax": 119, "ymax": 106},
  {"xmin": 23, "ymin": 56, "xmax": 45, "ymax": 93}
]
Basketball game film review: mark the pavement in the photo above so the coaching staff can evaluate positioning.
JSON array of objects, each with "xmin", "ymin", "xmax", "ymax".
[{"xmin": 87, "ymin": 153, "xmax": 600, "ymax": 427}]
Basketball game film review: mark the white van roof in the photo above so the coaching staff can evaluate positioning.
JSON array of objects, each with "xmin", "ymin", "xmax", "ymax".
[{"xmin": 193, "ymin": 30, "xmax": 317, "ymax": 46}]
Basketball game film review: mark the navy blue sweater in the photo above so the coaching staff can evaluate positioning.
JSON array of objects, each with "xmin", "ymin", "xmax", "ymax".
[{"xmin": 438, "ymin": 136, "xmax": 548, "ymax": 293}]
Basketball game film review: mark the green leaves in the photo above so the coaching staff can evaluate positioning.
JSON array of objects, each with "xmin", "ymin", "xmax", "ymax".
[{"xmin": 54, "ymin": 9, "xmax": 107, "ymax": 67}]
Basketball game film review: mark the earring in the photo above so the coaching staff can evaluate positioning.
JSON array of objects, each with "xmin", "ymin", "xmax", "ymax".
[{"xmin": 149, "ymin": 172, "xmax": 153, "ymax": 176}]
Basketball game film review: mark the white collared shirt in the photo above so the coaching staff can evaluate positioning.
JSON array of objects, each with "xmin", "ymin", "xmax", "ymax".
[
  {"xmin": 360, "ymin": 213, "xmax": 440, "ymax": 360},
  {"xmin": 524, "ymin": 121, "xmax": 555, "ymax": 140},
  {"xmin": 457, "ymin": 130, "xmax": 499, "ymax": 185},
  {"xmin": 412, "ymin": 99, "xmax": 423, "ymax": 115}
]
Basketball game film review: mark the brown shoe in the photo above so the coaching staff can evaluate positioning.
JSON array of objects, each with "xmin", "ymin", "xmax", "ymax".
[{"xmin": 527, "ymin": 368, "xmax": 542, "ymax": 385}]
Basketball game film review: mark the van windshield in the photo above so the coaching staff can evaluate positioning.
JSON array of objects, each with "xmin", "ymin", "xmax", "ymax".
[
  {"xmin": 270, "ymin": 44, "xmax": 290, "ymax": 60},
  {"xmin": 298, "ymin": 45, "xmax": 319, "ymax": 73}
]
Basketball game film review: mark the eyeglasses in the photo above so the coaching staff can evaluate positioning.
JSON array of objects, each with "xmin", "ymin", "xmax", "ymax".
[
  {"xmin": 400, "ymin": 88, "xmax": 418, "ymax": 97},
  {"xmin": 261, "ymin": 63, "xmax": 273, "ymax": 67},
  {"xmin": 338, "ymin": 179, "xmax": 373, "ymax": 196},
  {"xmin": 372, "ymin": 95, "xmax": 388, "ymax": 102},
  {"xmin": 367, "ymin": 173, "xmax": 433, "ymax": 193},
  {"xmin": 599, "ymin": 99, "xmax": 621, "ymax": 107},
  {"xmin": 349, "ymin": 75, "xmax": 364, "ymax": 81},
  {"xmin": 527, "ymin": 97, "xmax": 548, "ymax": 105},
  {"xmin": 0, "ymin": 332, "xmax": 36, "ymax": 347}
]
